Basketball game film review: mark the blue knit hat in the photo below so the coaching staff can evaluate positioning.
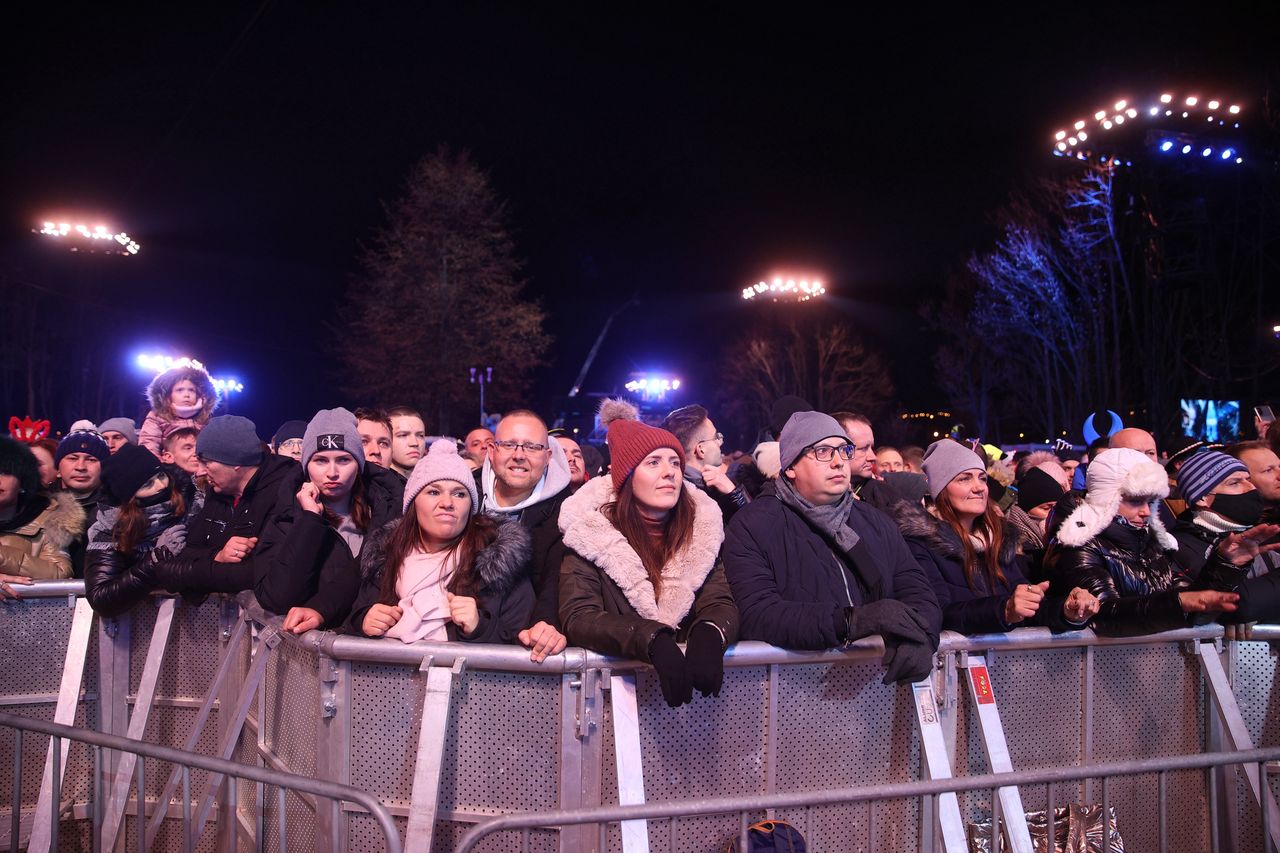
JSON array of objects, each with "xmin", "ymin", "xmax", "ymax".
[{"xmin": 1177, "ymin": 450, "xmax": 1248, "ymax": 507}]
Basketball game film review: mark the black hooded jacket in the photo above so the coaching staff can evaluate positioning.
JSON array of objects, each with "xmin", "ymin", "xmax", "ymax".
[
  {"xmin": 890, "ymin": 500, "xmax": 1084, "ymax": 635},
  {"xmin": 344, "ymin": 516, "xmax": 534, "ymax": 644},
  {"xmin": 151, "ymin": 454, "xmax": 300, "ymax": 595},
  {"xmin": 253, "ymin": 463, "xmax": 404, "ymax": 627}
]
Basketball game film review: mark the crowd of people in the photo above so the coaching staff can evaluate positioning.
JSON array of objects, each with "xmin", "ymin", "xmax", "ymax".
[{"xmin": 3, "ymin": 362, "xmax": 1280, "ymax": 707}]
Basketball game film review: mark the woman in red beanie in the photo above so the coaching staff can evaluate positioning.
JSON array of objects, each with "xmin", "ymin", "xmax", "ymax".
[{"xmin": 558, "ymin": 399, "xmax": 738, "ymax": 707}]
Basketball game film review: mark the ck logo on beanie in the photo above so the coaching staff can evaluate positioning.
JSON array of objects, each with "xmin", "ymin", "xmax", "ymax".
[{"xmin": 318, "ymin": 434, "xmax": 344, "ymax": 451}]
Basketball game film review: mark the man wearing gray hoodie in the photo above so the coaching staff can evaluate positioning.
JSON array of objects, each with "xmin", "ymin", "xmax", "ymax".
[{"xmin": 480, "ymin": 409, "xmax": 572, "ymax": 661}]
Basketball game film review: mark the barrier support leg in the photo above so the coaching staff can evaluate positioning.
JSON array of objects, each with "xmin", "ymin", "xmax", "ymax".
[
  {"xmin": 316, "ymin": 655, "xmax": 352, "ymax": 853},
  {"xmin": 609, "ymin": 673, "xmax": 649, "ymax": 853},
  {"xmin": 98, "ymin": 597, "xmax": 177, "ymax": 852},
  {"xmin": 143, "ymin": 614, "xmax": 251, "ymax": 850},
  {"xmin": 1197, "ymin": 640, "xmax": 1280, "ymax": 850},
  {"xmin": 559, "ymin": 667, "xmax": 602, "ymax": 853},
  {"xmin": 215, "ymin": 597, "xmax": 239, "ymax": 853},
  {"xmin": 961, "ymin": 653, "xmax": 1034, "ymax": 853},
  {"xmin": 404, "ymin": 656, "xmax": 463, "ymax": 853},
  {"xmin": 910, "ymin": 678, "xmax": 968, "ymax": 853},
  {"xmin": 27, "ymin": 596, "xmax": 94, "ymax": 853}
]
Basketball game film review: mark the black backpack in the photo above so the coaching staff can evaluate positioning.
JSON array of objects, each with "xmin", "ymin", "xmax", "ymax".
[{"xmin": 726, "ymin": 819, "xmax": 806, "ymax": 853}]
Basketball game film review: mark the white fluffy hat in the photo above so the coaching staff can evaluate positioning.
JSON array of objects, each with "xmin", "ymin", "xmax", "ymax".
[{"xmin": 1055, "ymin": 447, "xmax": 1176, "ymax": 550}]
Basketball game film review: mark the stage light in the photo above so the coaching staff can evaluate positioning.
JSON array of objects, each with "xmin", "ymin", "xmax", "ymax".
[
  {"xmin": 1055, "ymin": 130, "xmax": 1067, "ymax": 141},
  {"xmin": 1113, "ymin": 115, "xmax": 1124, "ymax": 125},
  {"xmin": 1159, "ymin": 140, "xmax": 1174, "ymax": 152},
  {"xmin": 1160, "ymin": 93, "xmax": 1173, "ymax": 103},
  {"xmin": 1228, "ymin": 105, "xmax": 1241, "ymax": 114},
  {"xmin": 1202, "ymin": 147, "xmax": 1212, "ymax": 157},
  {"xmin": 1149, "ymin": 107, "xmax": 1160, "ymax": 116},
  {"xmin": 1074, "ymin": 120, "xmax": 1086, "ymax": 130},
  {"xmin": 1125, "ymin": 108, "xmax": 1137, "ymax": 118},
  {"xmin": 1057, "ymin": 141, "xmax": 1068, "ymax": 151},
  {"xmin": 1114, "ymin": 100, "xmax": 1127, "ymax": 110},
  {"xmin": 1221, "ymin": 148, "xmax": 1234, "ymax": 160},
  {"xmin": 1068, "ymin": 137, "xmax": 1077, "ymax": 146},
  {"xmin": 1077, "ymin": 131, "xmax": 1087, "ymax": 141},
  {"xmin": 1102, "ymin": 120, "xmax": 1113, "ymax": 130},
  {"xmin": 1182, "ymin": 144, "xmax": 1192, "ymax": 154},
  {"xmin": 1236, "ymin": 157, "xmax": 1244, "ymax": 164},
  {"xmin": 1208, "ymin": 100, "xmax": 1220, "ymax": 110},
  {"xmin": 1185, "ymin": 96, "xmax": 1198, "ymax": 106},
  {"xmin": 1095, "ymin": 110, "xmax": 1107, "ymax": 120}
]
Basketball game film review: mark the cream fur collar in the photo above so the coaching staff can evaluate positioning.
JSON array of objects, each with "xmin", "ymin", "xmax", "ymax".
[{"xmin": 558, "ymin": 475, "xmax": 723, "ymax": 627}]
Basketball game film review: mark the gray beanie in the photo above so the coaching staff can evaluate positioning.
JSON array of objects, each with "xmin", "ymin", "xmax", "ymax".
[
  {"xmin": 779, "ymin": 411, "xmax": 848, "ymax": 470},
  {"xmin": 300, "ymin": 407, "xmax": 365, "ymax": 472},
  {"xmin": 921, "ymin": 439, "xmax": 986, "ymax": 500},
  {"xmin": 98, "ymin": 417, "xmax": 138, "ymax": 445},
  {"xmin": 195, "ymin": 415, "xmax": 264, "ymax": 466}
]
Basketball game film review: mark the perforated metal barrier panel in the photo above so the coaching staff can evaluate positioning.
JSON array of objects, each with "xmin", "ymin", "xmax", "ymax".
[{"xmin": 10, "ymin": 591, "xmax": 1280, "ymax": 853}]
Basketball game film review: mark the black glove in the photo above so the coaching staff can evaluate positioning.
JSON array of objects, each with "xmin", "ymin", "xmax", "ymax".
[
  {"xmin": 844, "ymin": 599, "xmax": 930, "ymax": 645},
  {"xmin": 684, "ymin": 622, "xmax": 726, "ymax": 698},
  {"xmin": 881, "ymin": 638, "xmax": 934, "ymax": 685},
  {"xmin": 648, "ymin": 632, "xmax": 692, "ymax": 708}
]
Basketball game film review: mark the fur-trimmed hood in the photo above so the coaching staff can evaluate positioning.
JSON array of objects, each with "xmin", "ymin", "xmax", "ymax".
[
  {"xmin": 146, "ymin": 367, "xmax": 219, "ymax": 421},
  {"xmin": 557, "ymin": 474, "xmax": 723, "ymax": 627},
  {"xmin": 1056, "ymin": 448, "xmax": 1176, "ymax": 550},
  {"xmin": 1, "ymin": 491, "xmax": 86, "ymax": 549},
  {"xmin": 359, "ymin": 514, "xmax": 531, "ymax": 597},
  {"xmin": 889, "ymin": 498, "xmax": 1023, "ymax": 566}
]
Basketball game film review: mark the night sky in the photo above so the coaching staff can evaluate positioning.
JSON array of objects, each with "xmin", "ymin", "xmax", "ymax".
[{"xmin": 5, "ymin": 4, "xmax": 1277, "ymax": 436}]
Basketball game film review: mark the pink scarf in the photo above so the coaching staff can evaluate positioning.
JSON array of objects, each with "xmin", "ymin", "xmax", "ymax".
[{"xmin": 384, "ymin": 548, "xmax": 456, "ymax": 644}]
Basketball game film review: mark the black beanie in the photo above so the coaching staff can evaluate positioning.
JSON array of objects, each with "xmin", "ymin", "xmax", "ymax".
[
  {"xmin": 0, "ymin": 436, "xmax": 40, "ymax": 502},
  {"xmin": 769, "ymin": 395, "xmax": 812, "ymax": 439},
  {"xmin": 1017, "ymin": 466, "xmax": 1066, "ymax": 512},
  {"xmin": 101, "ymin": 443, "xmax": 163, "ymax": 506}
]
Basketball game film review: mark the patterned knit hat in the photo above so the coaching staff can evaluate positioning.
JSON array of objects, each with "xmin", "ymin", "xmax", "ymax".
[
  {"xmin": 404, "ymin": 439, "xmax": 479, "ymax": 514},
  {"xmin": 599, "ymin": 398, "xmax": 685, "ymax": 491},
  {"xmin": 1177, "ymin": 450, "xmax": 1248, "ymax": 507},
  {"xmin": 55, "ymin": 429, "xmax": 110, "ymax": 465}
]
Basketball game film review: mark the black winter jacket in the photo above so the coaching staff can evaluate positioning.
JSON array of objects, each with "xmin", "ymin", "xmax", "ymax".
[
  {"xmin": 253, "ymin": 464, "xmax": 403, "ymax": 627},
  {"xmin": 1043, "ymin": 519, "xmax": 1241, "ymax": 636},
  {"xmin": 152, "ymin": 454, "xmax": 299, "ymax": 596},
  {"xmin": 84, "ymin": 467, "xmax": 196, "ymax": 617},
  {"xmin": 345, "ymin": 516, "xmax": 534, "ymax": 643},
  {"xmin": 891, "ymin": 501, "xmax": 1084, "ymax": 635},
  {"xmin": 722, "ymin": 494, "xmax": 942, "ymax": 650}
]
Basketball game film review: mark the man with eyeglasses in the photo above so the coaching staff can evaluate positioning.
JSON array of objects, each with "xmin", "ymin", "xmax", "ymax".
[
  {"xmin": 479, "ymin": 409, "xmax": 572, "ymax": 661},
  {"xmin": 662, "ymin": 404, "xmax": 750, "ymax": 522},
  {"xmin": 723, "ymin": 411, "xmax": 941, "ymax": 684}
]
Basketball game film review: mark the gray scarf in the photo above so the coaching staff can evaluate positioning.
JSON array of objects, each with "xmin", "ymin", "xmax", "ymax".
[{"xmin": 774, "ymin": 473, "xmax": 861, "ymax": 551}]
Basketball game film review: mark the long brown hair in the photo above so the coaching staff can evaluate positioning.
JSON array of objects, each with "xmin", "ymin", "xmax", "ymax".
[
  {"xmin": 377, "ymin": 499, "xmax": 499, "ymax": 604},
  {"xmin": 320, "ymin": 472, "xmax": 372, "ymax": 533},
  {"xmin": 113, "ymin": 480, "xmax": 186, "ymax": 554},
  {"xmin": 602, "ymin": 482, "xmax": 695, "ymax": 600},
  {"xmin": 933, "ymin": 486, "xmax": 1007, "ymax": 593}
]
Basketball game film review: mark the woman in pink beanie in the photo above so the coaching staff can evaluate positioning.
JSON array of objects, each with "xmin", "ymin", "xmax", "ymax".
[
  {"xmin": 346, "ymin": 439, "xmax": 534, "ymax": 646},
  {"xmin": 558, "ymin": 399, "xmax": 738, "ymax": 708}
]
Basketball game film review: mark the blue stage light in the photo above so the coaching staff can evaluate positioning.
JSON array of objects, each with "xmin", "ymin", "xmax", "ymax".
[
  {"xmin": 1181, "ymin": 144, "xmax": 1192, "ymax": 154},
  {"xmin": 1159, "ymin": 140, "xmax": 1174, "ymax": 152},
  {"xmin": 1221, "ymin": 148, "xmax": 1234, "ymax": 160},
  {"xmin": 1201, "ymin": 147, "xmax": 1212, "ymax": 157}
]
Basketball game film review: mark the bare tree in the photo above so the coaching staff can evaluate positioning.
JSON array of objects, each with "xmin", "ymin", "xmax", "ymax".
[
  {"xmin": 720, "ymin": 314, "xmax": 894, "ymax": 432},
  {"xmin": 336, "ymin": 147, "xmax": 550, "ymax": 434}
]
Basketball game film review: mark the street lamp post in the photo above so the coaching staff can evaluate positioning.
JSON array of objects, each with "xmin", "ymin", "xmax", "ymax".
[{"xmin": 470, "ymin": 366, "xmax": 492, "ymax": 426}]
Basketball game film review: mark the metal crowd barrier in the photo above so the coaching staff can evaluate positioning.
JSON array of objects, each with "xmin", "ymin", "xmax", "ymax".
[
  {"xmin": 5, "ymin": 580, "xmax": 1280, "ymax": 852},
  {"xmin": 0, "ymin": 711, "xmax": 403, "ymax": 853}
]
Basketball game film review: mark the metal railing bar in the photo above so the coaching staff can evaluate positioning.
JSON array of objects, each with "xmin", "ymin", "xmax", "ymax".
[
  {"xmin": 0, "ymin": 712, "xmax": 401, "ymax": 853},
  {"xmin": 455, "ymin": 747, "xmax": 1280, "ymax": 853},
  {"xmin": 10, "ymin": 728, "xmax": 20, "ymax": 853}
]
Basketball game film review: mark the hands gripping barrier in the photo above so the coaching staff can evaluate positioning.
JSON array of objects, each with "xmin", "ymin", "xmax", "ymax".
[{"xmin": 5, "ymin": 581, "xmax": 1280, "ymax": 852}]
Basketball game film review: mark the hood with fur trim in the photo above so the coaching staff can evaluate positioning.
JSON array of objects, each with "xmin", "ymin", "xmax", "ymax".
[
  {"xmin": 1056, "ymin": 448, "xmax": 1176, "ymax": 550},
  {"xmin": 1, "ymin": 491, "xmax": 86, "ymax": 549},
  {"xmin": 557, "ymin": 473, "xmax": 723, "ymax": 627},
  {"xmin": 146, "ymin": 367, "xmax": 219, "ymax": 421},
  {"xmin": 358, "ymin": 514, "xmax": 531, "ymax": 597},
  {"xmin": 889, "ymin": 498, "xmax": 1024, "ymax": 565}
]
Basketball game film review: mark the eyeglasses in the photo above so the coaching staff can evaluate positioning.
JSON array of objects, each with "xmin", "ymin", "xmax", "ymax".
[
  {"xmin": 493, "ymin": 440, "xmax": 548, "ymax": 453},
  {"xmin": 804, "ymin": 444, "xmax": 856, "ymax": 462},
  {"xmin": 696, "ymin": 432, "xmax": 724, "ymax": 447},
  {"xmin": 278, "ymin": 439, "xmax": 303, "ymax": 450}
]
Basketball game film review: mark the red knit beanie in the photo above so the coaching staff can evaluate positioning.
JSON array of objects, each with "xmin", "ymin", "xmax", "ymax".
[{"xmin": 599, "ymin": 398, "xmax": 685, "ymax": 491}]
